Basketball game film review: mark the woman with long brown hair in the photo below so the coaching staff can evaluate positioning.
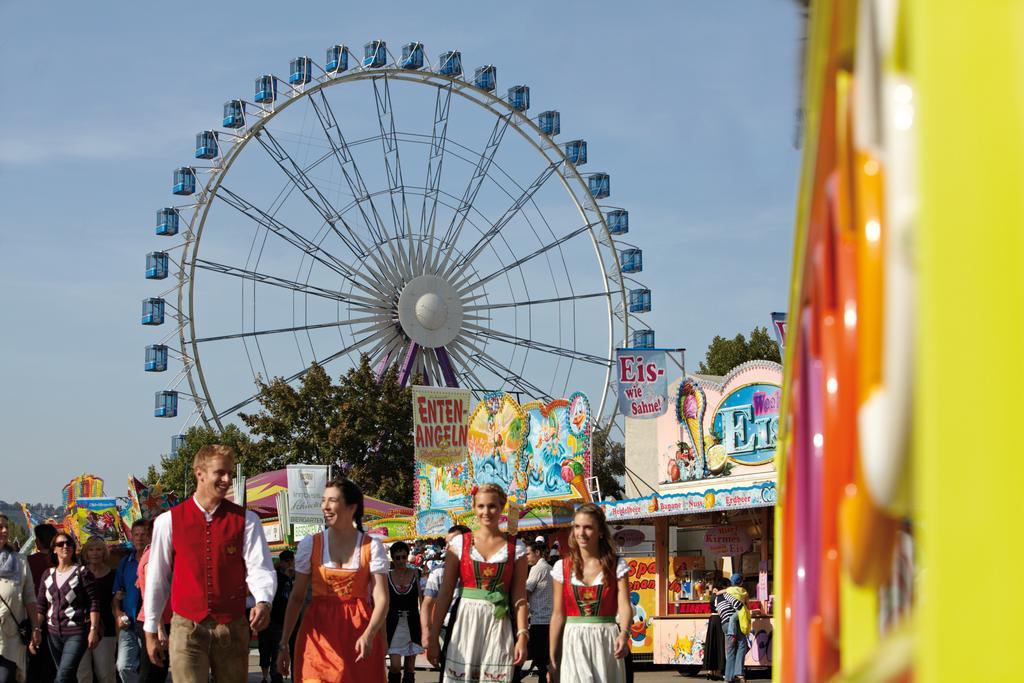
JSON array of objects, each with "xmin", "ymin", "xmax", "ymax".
[
  {"xmin": 36, "ymin": 532, "xmax": 100, "ymax": 683},
  {"xmin": 548, "ymin": 503, "xmax": 631, "ymax": 683},
  {"xmin": 425, "ymin": 483, "xmax": 529, "ymax": 682},
  {"xmin": 277, "ymin": 478, "xmax": 388, "ymax": 682}
]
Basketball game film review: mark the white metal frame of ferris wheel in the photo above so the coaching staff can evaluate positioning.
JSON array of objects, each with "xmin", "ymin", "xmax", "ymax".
[{"xmin": 152, "ymin": 44, "xmax": 649, "ymax": 435}]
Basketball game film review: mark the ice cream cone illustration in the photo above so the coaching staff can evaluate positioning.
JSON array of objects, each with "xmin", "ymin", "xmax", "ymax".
[
  {"xmin": 677, "ymin": 380, "xmax": 707, "ymax": 460},
  {"xmin": 560, "ymin": 459, "xmax": 590, "ymax": 502}
]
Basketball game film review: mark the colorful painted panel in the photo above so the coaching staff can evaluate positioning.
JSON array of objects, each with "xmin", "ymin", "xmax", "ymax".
[
  {"xmin": 414, "ymin": 386, "xmax": 472, "ymax": 513},
  {"xmin": 62, "ymin": 474, "xmax": 105, "ymax": 509},
  {"xmin": 601, "ymin": 481, "xmax": 777, "ymax": 523},
  {"xmin": 711, "ymin": 383, "xmax": 780, "ymax": 465},
  {"xmin": 69, "ymin": 497, "xmax": 126, "ymax": 546},
  {"xmin": 626, "ymin": 557, "xmax": 657, "ymax": 654},
  {"xmin": 520, "ymin": 393, "xmax": 592, "ymax": 505},
  {"xmin": 466, "ymin": 392, "xmax": 529, "ymax": 504},
  {"xmin": 652, "ymin": 616, "xmax": 773, "ymax": 666}
]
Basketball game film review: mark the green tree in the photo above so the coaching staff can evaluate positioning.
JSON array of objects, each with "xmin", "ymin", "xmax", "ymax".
[
  {"xmin": 239, "ymin": 362, "xmax": 343, "ymax": 469},
  {"xmin": 240, "ymin": 357, "xmax": 414, "ymax": 505},
  {"xmin": 149, "ymin": 424, "xmax": 254, "ymax": 498},
  {"xmin": 590, "ymin": 425, "xmax": 626, "ymax": 501},
  {"xmin": 8, "ymin": 522, "xmax": 27, "ymax": 548},
  {"xmin": 698, "ymin": 325, "xmax": 782, "ymax": 375}
]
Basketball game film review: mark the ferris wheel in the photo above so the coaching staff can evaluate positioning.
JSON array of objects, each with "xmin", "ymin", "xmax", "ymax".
[{"xmin": 142, "ymin": 40, "xmax": 653, "ymax": 448}]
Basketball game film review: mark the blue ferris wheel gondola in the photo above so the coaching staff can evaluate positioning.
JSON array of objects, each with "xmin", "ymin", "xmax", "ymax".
[
  {"xmin": 401, "ymin": 42, "xmax": 424, "ymax": 70},
  {"xmin": 620, "ymin": 248, "xmax": 643, "ymax": 273},
  {"xmin": 473, "ymin": 65, "xmax": 496, "ymax": 92},
  {"xmin": 289, "ymin": 56, "xmax": 312, "ymax": 85},
  {"xmin": 222, "ymin": 100, "xmax": 245, "ymax": 128},
  {"xmin": 538, "ymin": 110, "xmax": 560, "ymax": 136},
  {"xmin": 195, "ymin": 131, "xmax": 218, "ymax": 160},
  {"xmin": 145, "ymin": 345, "xmax": 168, "ymax": 372},
  {"xmin": 565, "ymin": 140, "xmax": 587, "ymax": 165},
  {"xmin": 438, "ymin": 50, "xmax": 462, "ymax": 76},
  {"xmin": 508, "ymin": 85, "xmax": 530, "ymax": 112},
  {"xmin": 172, "ymin": 168, "xmax": 196, "ymax": 195},
  {"xmin": 154, "ymin": 390, "xmax": 178, "ymax": 418},
  {"xmin": 141, "ymin": 298, "xmax": 165, "ymax": 326},
  {"xmin": 254, "ymin": 75, "xmax": 277, "ymax": 103},
  {"xmin": 632, "ymin": 329, "xmax": 656, "ymax": 349},
  {"xmin": 326, "ymin": 44, "xmax": 350, "ymax": 73},
  {"xmin": 628, "ymin": 288, "xmax": 652, "ymax": 313},
  {"xmin": 171, "ymin": 433, "xmax": 186, "ymax": 455},
  {"xmin": 606, "ymin": 209, "xmax": 628, "ymax": 235},
  {"xmin": 363, "ymin": 40, "xmax": 387, "ymax": 68},
  {"xmin": 588, "ymin": 173, "xmax": 610, "ymax": 199},
  {"xmin": 145, "ymin": 252, "xmax": 169, "ymax": 280},
  {"xmin": 156, "ymin": 208, "xmax": 179, "ymax": 236}
]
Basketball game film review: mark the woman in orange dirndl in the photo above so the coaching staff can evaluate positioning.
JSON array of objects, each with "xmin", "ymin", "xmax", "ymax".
[{"xmin": 278, "ymin": 479, "xmax": 389, "ymax": 683}]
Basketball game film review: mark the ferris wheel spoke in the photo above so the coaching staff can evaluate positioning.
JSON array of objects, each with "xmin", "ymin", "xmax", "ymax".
[
  {"xmin": 252, "ymin": 129, "xmax": 361, "ymax": 254},
  {"xmin": 354, "ymin": 329, "xmax": 407, "ymax": 376},
  {"xmin": 461, "ymin": 324, "xmax": 611, "ymax": 367},
  {"xmin": 444, "ymin": 345, "xmax": 486, "ymax": 392},
  {"xmin": 371, "ymin": 76, "xmax": 420, "ymax": 285},
  {"xmin": 215, "ymin": 328, "xmax": 386, "ymax": 420},
  {"xmin": 308, "ymin": 89, "xmax": 394, "ymax": 246},
  {"xmin": 456, "ymin": 221, "xmax": 597, "ymax": 295},
  {"xmin": 215, "ymin": 185, "xmax": 390, "ymax": 301},
  {"xmin": 463, "ymin": 290, "xmax": 609, "ymax": 311},
  {"xmin": 252, "ymin": 129, "xmax": 405, "ymax": 297},
  {"xmin": 419, "ymin": 83, "xmax": 453, "ymax": 274},
  {"xmin": 442, "ymin": 159, "xmax": 563, "ymax": 282},
  {"xmin": 433, "ymin": 113, "xmax": 513, "ymax": 273},
  {"xmin": 421, "ymin": 347, "xmax": 443, "ymax": 387},
  {"xmin": 194, "ymin": 313, "xmax": 395, "ymax": 344},
  {"xmin": 192, "ymin": 258, "xmax": 385, "ymax": 309},
  {"xmin": 455, "ymin": 340, "xmax": 552, "ymax": 402},
  {"xmin": 306, "ymin": 91, "xmax": 411, "ymax": 292}
]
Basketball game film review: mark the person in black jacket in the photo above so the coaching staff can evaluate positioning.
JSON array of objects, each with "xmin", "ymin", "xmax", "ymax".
[
  {"xmin": 385, "ymin": 542, "xmax": 422, "ymax": 683},
  {"xmin": 258, "ymin": 550, "xmax": 294, "ymax": 683}
]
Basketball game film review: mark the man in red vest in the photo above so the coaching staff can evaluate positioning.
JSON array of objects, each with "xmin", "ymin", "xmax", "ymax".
[{"xmin": 142, "ymin": 444, "xmax": 277, "ymax": 682}]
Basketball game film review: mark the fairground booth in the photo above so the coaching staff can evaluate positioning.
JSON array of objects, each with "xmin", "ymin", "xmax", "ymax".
[
  {"xmin": 603, "ymin": 359, "xmax": 782, "ymax": 669},
  {"xmin": 407, "ymin": 387, "xmax": 596, "ymax": 539}
]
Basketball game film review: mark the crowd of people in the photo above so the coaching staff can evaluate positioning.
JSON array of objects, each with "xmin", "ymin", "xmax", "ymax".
[{"xmin": 0, "ymin": 444, "xmax": 752, "ymax": 683}]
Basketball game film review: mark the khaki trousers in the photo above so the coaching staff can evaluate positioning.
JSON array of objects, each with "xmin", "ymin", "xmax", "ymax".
[{"xmin": 169, "ymin": 614, "xmax": 250, "ymax": 683}]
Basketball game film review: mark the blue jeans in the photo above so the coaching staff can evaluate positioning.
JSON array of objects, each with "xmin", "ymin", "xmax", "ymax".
[
  {"xmin": 117, "ymin": 626, "xmax": 142, "ymax": 683},
  {"xmin": 724, "ymin": 615, "xmax": 748, "ymax": 681},
  {"xmin": 47, "ymin": 633, "xmax": 88, "ymax": 683}
]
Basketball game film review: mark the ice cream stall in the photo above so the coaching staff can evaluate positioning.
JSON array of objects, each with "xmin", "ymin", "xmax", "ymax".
[{"xmin": 606, "ymin": 360, "xmax": 782, "ymax": 669}]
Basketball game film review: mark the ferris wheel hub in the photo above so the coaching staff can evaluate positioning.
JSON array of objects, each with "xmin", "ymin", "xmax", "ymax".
[
  {"xmin": 415, "ymin": 292, "xmax": 447, "ymax": 330},
  {"xmin": 397, "ymin": 275, "xmax": 463, "ymax": 348}
]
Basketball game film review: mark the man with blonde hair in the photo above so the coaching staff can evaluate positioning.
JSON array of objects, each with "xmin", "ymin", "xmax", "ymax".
[{"xmin": 143, "ymin": 445, "xmax": 276, "ymax": 682}]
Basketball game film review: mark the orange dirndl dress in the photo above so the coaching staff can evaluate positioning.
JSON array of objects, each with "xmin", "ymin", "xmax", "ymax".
[{"xmin": 294, "ymin": 532, "xmax": 387, "ymax": 683}]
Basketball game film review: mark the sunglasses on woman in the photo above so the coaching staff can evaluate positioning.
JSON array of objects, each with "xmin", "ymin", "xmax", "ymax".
[{"xmin": 54, "ymin": 541, "xmax": 74, "ymax": 549}]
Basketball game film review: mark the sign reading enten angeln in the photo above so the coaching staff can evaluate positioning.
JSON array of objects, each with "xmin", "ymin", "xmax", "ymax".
[
  {"xmin": 616, "ymin": 348, "xmax": 669, "ymax": 419},
  {"xmin": 412, "ymin": 386, "xmax": 471, "ymax": 466}
]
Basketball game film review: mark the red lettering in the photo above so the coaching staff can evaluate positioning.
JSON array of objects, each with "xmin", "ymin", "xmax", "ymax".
[
  {"xmin": 645, "ymin": 362, "xmax": 657, "ymax": 383},
  {"xmin": 417, "ymin": 396, "xmax": 428, "ymax": 423},
  {"xmin": 619, "ymin": 356, "xmax": 636, "ymax": 383}
]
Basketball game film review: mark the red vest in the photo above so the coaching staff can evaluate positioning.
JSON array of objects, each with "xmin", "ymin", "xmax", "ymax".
[
  {"xmin": 459, "ymin": 532, "xmax": 515, "ymax": 592},
  {"xmin": 562, "ymin": 557, "xmax": 619, "ymax": 617},
  {"xmin": 170, "ymin": 498, "xmax": 247, "ymax": 624}
]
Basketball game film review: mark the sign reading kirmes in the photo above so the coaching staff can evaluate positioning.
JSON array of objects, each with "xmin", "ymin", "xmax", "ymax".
[{"xmin": 616, "ymin": 348, "xmax": 669, "ymax": 419}]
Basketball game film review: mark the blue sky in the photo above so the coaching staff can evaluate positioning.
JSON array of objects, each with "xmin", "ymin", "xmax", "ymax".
[{"xmin": 0, "ymin": 1, "xmax": 802, "ymax": 504}]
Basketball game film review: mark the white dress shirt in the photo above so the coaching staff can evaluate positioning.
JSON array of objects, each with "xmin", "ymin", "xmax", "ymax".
[{"xmin": 143, "ymin": 495, "xmax": 276, "ymax": 633}]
